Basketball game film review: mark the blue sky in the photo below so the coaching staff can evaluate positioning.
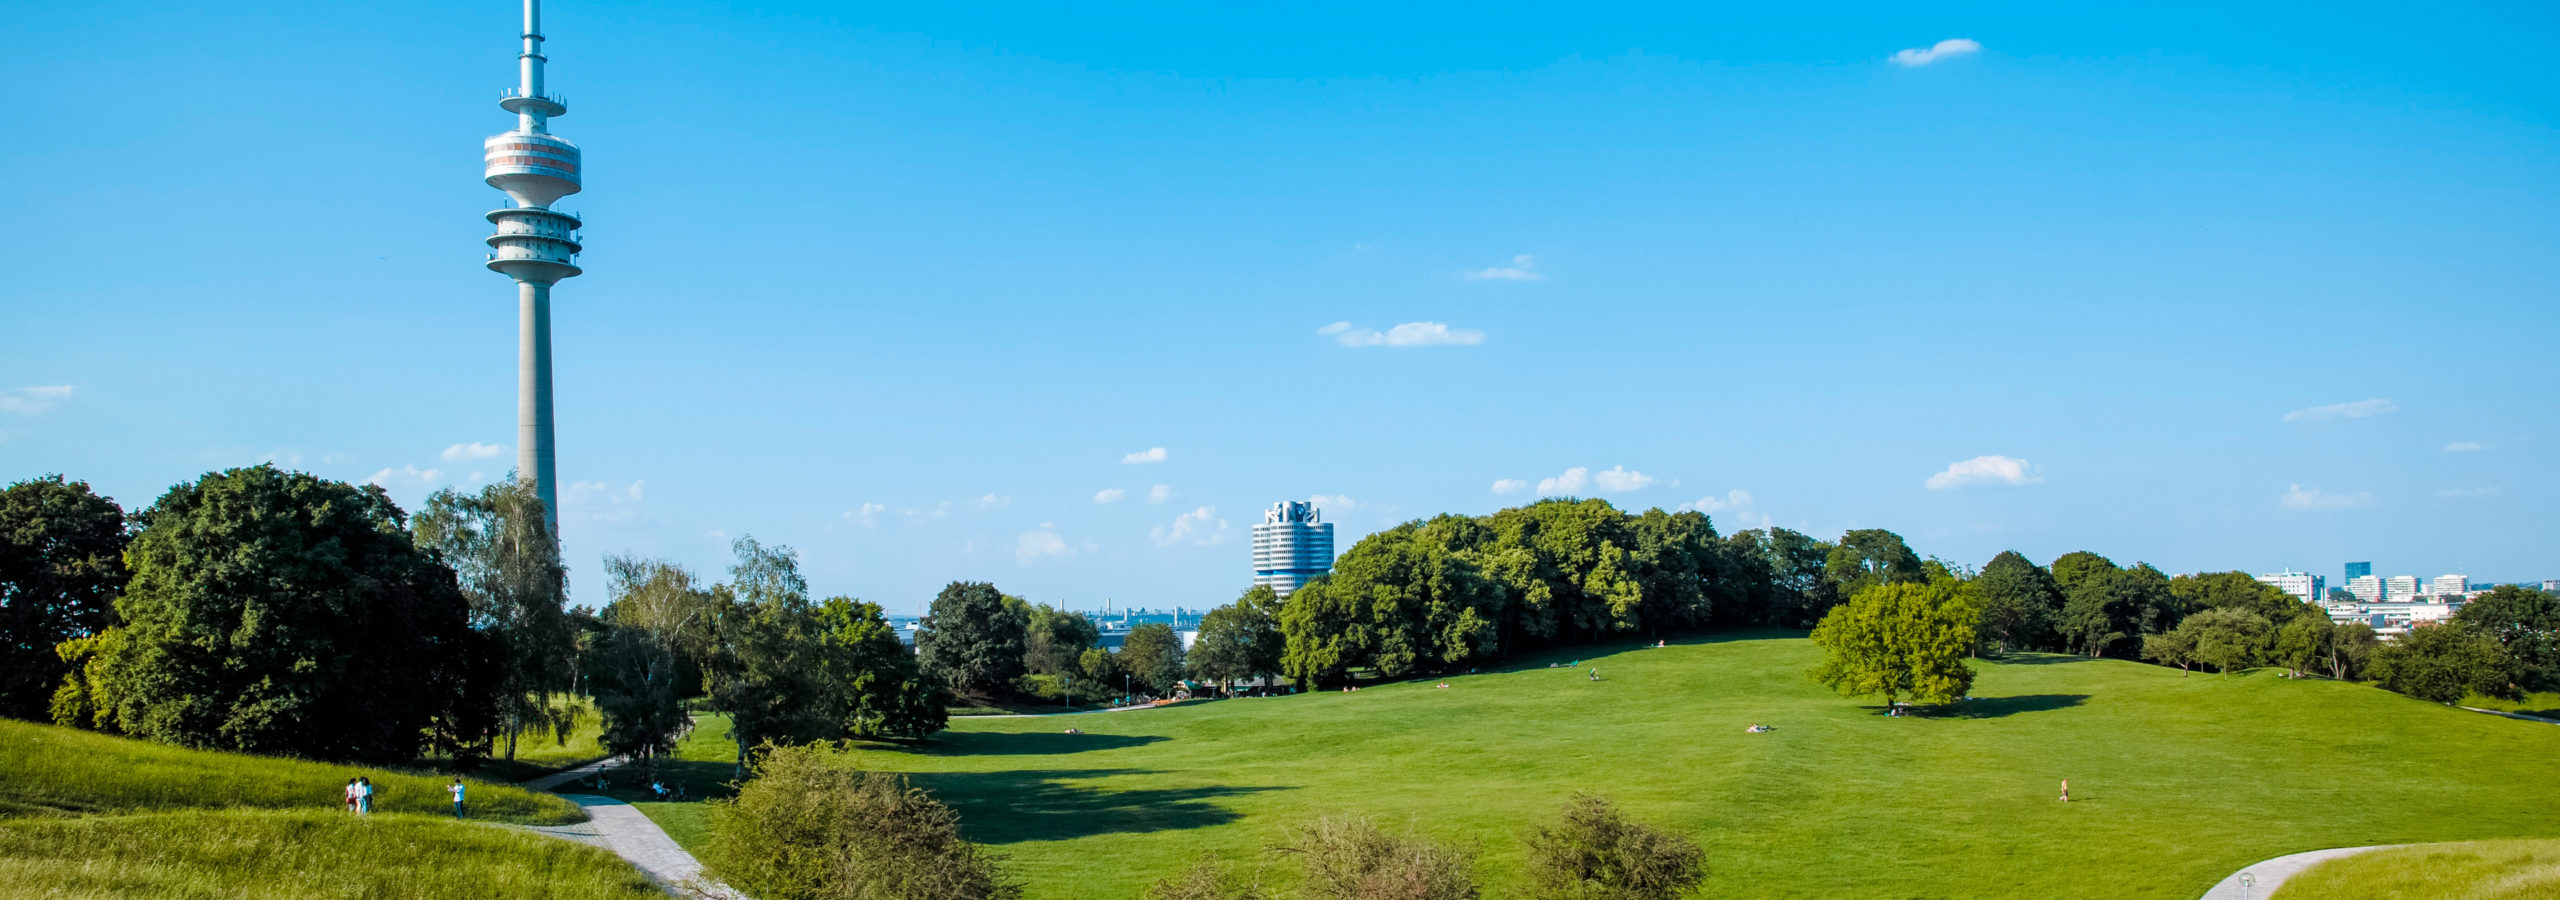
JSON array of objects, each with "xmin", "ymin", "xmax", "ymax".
[{"xmin": 3, "ymin": 1, "xmax": 2554, "ymax": 612}]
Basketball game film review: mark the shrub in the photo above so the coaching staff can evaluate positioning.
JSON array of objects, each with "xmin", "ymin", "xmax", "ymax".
[
  {"xmin": 1522, "ymin": 793, "xmax": 1706, "ymax": 900},
  {"xmin": 1144, "ymin": 853, "xmax": 1267, "ymax": 900},
  {"xmin": 1279, "ymin": 815, "xmax": 1478, "ymax": 900},
  {"xmin": 701, "ymin": 743, "xmax": 1019, "ymax": 900},
  {"xmin": 2370, "ymin": 623, "xmax": 2521, "ymax": 705}
]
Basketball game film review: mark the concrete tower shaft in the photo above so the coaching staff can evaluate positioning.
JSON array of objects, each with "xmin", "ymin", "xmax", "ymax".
[{"xmin": 484, "ymin": 0, "xmax": 580, "ymax": 536}]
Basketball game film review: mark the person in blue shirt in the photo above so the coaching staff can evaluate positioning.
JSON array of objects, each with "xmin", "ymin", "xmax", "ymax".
[{"xmin": 449, "ymin": 778, "xmax": 467, "ymax": 818}]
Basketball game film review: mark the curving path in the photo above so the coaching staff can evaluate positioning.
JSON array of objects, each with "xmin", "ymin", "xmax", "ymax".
[
  {"xmin": 515, "ymin": 742, "xmax": 740, "ymax": 899},
  {"xmin": 2198, "ymin": 845, "xmax": 2400, "ymax": 900}
]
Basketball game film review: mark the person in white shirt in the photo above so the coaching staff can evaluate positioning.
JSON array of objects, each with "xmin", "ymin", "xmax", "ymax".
[{"xmin": 449, "ymin": 778, "xmax": 467, "ymax": 818}]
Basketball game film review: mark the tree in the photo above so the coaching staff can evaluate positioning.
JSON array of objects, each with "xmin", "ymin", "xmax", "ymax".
[
  {"xmin": 1521, "ymin": 792, "xmax": 1706, "ymax": 900},
  {"xmin": 1191, "ymin": 586, "xmax": 1285, "ymax": 693},
  {"xmin": 1968, "ymin": 551, "xmax": 2060, "ymax": 655},
  {"xmin": 591, "ymin": 555, "xmax": 709, "ymax": 777},
  {"xmin": 2330, "ymin": 622, "xmax": 2380, "ymax": 681},
  {"xmin": 0, "ymin": 475, "xmax": 127, "ymax": 720},
  {"xmin": 50, "ymin": 466, "xmax": 479, "ymax": 763},
  {"xmin": 708, "ymin": 537, "xmax": 838, "ymax": 771},
  {"xmin": 2453, "ymin": 586, "xmax": 2560, "ymax": 692},
  {"xmin": 2141, "ymin": 628, "xmax": 2197, "ymax": 675},
  {"xmin": 1022, "ymin": 602, "xmax": 1100, "ymax": 678},
  {"xmin": 1122, "ymin": 622, "xmax": 1187, "ymax": 695},
  {"xmin": 702, "ymin": 743, "xmax": 1021, "ymax": 900},
  {"xmin": 2369, "ymin": 622, "xmax": 2522, "ymax": 704},
  {"xmin": 1808, "ymin": 581, "xmax": 1979, "ymax": 707},
  {"xmin": 2274, "ymin": 613, "xmax": 2336, "ymax": 678},
  {"xmin": 2180, "ymin": 608, "xmax": 2274, "ymax": 677},
  {"xmin": 1281, "ymin": 815, "xmax": 1478, "ymax": 900},
  {"xmin": 1079, "ymin": 645, "xmax": 1124, "ymax": 688},
  {"xmin": 1822, "ymin": 529, "xmax": 1926, "ymax": 600},
  {"xmin": 1279, "ymin": 578, "xmax": 1359, "ymax": 689},
  {"xmin": 2052, "ymin": 557, "xmax": 2179, "ymax": 658},
  {"xmin": 2170, "ymin": 572, "xmax": 2306, "ymax": 625},
  {"xmin": 916, "ymin": 581, "xmax": 1026, "ymax": 698},
  {"xmin": 1724, "ymin": 527, "xmax": 1838, "ymax": 628},
  {"xmin": 413, "ymin": 478, "xmax": 572, "ymax": 762},
  {"xmin": 813, "ymin": 597, "xmax": 946, "ymax": 740}
]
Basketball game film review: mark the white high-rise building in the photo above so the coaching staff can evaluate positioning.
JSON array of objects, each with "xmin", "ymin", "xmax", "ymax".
[
  {"xmin": 2346, "ymin": 575, "xmax": 2384, "ymax": 603},
  {"xmin": 2385, "ymin": 575, "xmax": 2421, "ymax": 602},
  {"xmin": 2544, "ymin": 580, "xmax": 2559, "ymax": 594},
  {"xmin": 1251, "ymin": 500, "xmax": 1334, "ymax": 598},
  {"xmin": 2257, "ymin": 571, "xmax": 2323, "ymax": 607},
  {"xmin": 2428, "ymin": 574, "xmax": 2469, "ymax": 597}
]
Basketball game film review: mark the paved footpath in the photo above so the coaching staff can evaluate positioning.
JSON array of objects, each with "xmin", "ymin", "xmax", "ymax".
[
  {"xmin": 2198, "ymin": 845, "xmax": 2400, "ymax": 900},
  {"xmin": 515, "ymin": 745, "xmax": 741, "ymax": 898}
]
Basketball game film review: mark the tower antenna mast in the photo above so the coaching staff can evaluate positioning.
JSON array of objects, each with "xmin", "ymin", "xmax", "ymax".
[{"xmin": 482, "ymin": 0, "xmax": 583, "ymax": 535}]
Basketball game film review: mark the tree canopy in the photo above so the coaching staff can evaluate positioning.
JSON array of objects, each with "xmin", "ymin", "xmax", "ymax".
[
  {"xmin": 1190, "ymin": 585, "xmax": 1285, "ymax": 691},
  {"xmin": 413, "ymin": 478, "xmax": 572, "ymax": 762},
  {"xmin": 2370, "ymin": 622, "xmax": 2521, "ymax": 704},
  {"xmin": 2452, "ymin": 586, "xmax": 2560, "ymax": 693},
  {"xmin": 1121, "ymin": 622, "xmax": 1188, "ymax": 695},
  {"xmin": 0, "ymin": 475, "xmax": 127, "ymax": 720},
  {"xmin": 1968, "ymin": 551, "xmax": 2059, "ymax": 656},
  {"xmin": 917, "ymin": 581, "xmax": 1027, "ymax": 698},
  {"xmin": 1808, "ymin": 581, "xmax": 1979, "ymax": 707}
]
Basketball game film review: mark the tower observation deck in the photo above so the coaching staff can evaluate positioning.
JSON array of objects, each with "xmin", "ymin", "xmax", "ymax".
[{"xmin": 483, "ymin": 0, "xmax": 581, "ymax": 534}]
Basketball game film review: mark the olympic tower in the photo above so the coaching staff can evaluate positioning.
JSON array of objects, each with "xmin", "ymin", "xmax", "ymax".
[{"xmin": 482, "ymin": 0, "xmax": 582, "ymax": 533}]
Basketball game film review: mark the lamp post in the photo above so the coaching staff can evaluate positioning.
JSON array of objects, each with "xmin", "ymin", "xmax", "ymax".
[{"xmin": 2239, "ymin": 872, "xmax": 2255, "ymax": 900}]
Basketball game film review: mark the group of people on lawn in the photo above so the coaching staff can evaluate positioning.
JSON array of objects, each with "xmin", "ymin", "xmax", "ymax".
[{"xmin": 340, "ymin": 776, "xmax": 471, "ymax": 818}]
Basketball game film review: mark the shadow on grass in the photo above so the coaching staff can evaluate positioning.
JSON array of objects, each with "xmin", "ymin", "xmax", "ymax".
[
  {"xmin": 1440, "ymin": 629, "xmax": 1814, "ymax": 678},
  {"xmin": 1950, "ymin": 694, "xmax": 2091, "ymax": 718},
  {"xmin": 562, "ymin": 756, "xmax": 741, "ymax": 805},
  {"xmin": 909, "ymin": 768, "xmax": 1289, "ymax": 844},
  {"xmin": 915, "ymin": 731, "xmax": 1172, "ymax": 757},
  {"xmin": 1985, "ymin": 653, "xmax": 2097, "ymax": 666}
]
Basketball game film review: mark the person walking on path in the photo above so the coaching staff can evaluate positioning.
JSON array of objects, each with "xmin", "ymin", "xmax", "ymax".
[
  {"xmin": 357, "ymin": 777, "xmax": 375, "ymax": 814},
  {"xmin": 343, "ymin": 778, "xmax": 360, "ymax": 813},
  {"xmin": 449, "ymin": 778, "xmax": 467, "ymax": 818}
]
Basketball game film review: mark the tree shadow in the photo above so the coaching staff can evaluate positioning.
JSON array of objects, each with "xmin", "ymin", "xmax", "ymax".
[
  {"xmin": 914, "ymin": 731, "xmax": 1172, "ymax": 757},
  {"xmin": 908, "ymin": 768, "xmax": 1291, "ymax": 844},
  {"xmin": 1946, "ymin": 694, "xmax": 2091, "ymax": 718},
  {"xmin": 1984, "ymin": 653, "xmax": 2096, "ymax": 666},
  {"xmin": 1463, "ymin": 629, "xmax": 1809, "ymax": 677}
]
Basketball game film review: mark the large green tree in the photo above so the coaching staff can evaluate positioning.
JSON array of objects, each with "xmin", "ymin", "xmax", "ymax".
[
  {"xmin": 1822, "ymin": 529, "xmax": 1926, "ymax": 602},
  {"xmin": 812, "ymin": 597, "xmax": 946, "ymax": 739},
  {"xmin": 1120, "ymin": 622, "xmax": 1187, "ymax": 695},
  {"xmin": 1722, "ymin": 527, "xmax": 1837, "ymax": 628},
  {"xmin": 1022, "ymin": 601, "xmax": 1101, "ymax": 678},
  {"xmin": 51, "ymin": 466, "xmax": 481, "ymax": 763},
  {"xmin": 917, "ymin": 581, "xmax": 1026, "ymax": 698},
  {"xmin": 1968, "ymin": 551, "xmax": 2060, "ymax": 655},
  {"xmin": 708, "ymin": 537, "xmax": 838, "ymax": 769},
  {"xmin": 2370, "ymin": 622, "xmax": 2522, "ymax": 704},
  {"xmin": 2178, "ymin": 607, "xmax": 2275, "ymax": 676},
  {"xmin": 590, "ymin": 555, "xmax": 710, "ymax": 777},
  {"xmin": 2170, "ymin": 572, "xmax": 2307, "ymax": 625},
  {"xmin": 2273, "ymin": 613, "xmax": 2337, "ymax": 678},
  {"xmin": 1808, "ymin": 581, "xmax": 1979, "ymax": 707},
  {"xmin": 412, "ymin": 478, "xmax": 572, "ymax": 762},
  {"xmin": 0, "ymin": 475, "xmax": 127, "ymax": 720},
  {"xmin": 2453, "ymin": 586, "xmax": 2560, "ymax": 692},
  {"xmin": 1190, "ymin": 585, "xmax": 1285, "ymax": 692}
]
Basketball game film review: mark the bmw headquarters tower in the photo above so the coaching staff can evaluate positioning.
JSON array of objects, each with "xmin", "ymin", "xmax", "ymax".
[
  {"xmin": 1251, "ymin": 501, "xmax": 1335, "ymax": 598},
  {"xmin": 482, "ymin": 0, "xmax": 583, "ymax": 534}
]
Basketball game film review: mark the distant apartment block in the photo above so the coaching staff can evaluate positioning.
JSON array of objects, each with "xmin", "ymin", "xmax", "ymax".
[
  {"xmin": 2344, "ymin": 561, "xmax": 2373, "ymax": 581},
  {"xmin": 1251, "ymin": 500, "xmax": 1335, "ymax": 598},
  {"xmin": 2385, "ymin": 575, "xmax": 2421, "ymax": 602},
  {"xmin": 2346, "ymin": 575, "xmax": 2384, "ymax": 603},
  {"xmin": 2256, "ymin": 571, "xmax": 2324, "ymax": 607},
  {"xmin": 2428, "ymin": 574, "xmax": 2470, "ymax": 597},
  {"xmin": 2545, "ymin": 579, "xmax": 2560, "ymax": 594}
]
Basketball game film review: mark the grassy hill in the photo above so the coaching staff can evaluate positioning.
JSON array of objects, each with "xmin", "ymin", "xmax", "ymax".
[
  {"xmin": 0, "ymin": 719, "xmax": 654, "ymax": 898},
  {"xmin": 2275, "ymin": 839, "xmax": 2560, "ymax": 899},
  {"xmin": 806, "ymin": 633, "xmax": 2560, "ymax": 899}
]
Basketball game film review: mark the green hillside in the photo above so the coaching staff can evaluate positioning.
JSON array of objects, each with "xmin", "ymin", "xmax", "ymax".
[
  {"xmin": 821, "ymin": 633, "xmax": 2560, "ymax": 899},
  {"xmin": 2276, "ymin": 839, "xmax": 2560, "ymax": 899}
]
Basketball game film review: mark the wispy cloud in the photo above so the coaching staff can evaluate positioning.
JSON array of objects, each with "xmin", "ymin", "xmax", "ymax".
[
  {"xmin": 1491, "ymin": 478, "xmax": 1530, "ymax": 496},
  {"xmin": 1149, "ymin": 484, "xmax": 1175, "ymax": 504},
  {"xmin": 1591, "ymin": 466, "xmax": 1656, "ymax": 493},
  {"xmin": 441, "ymin": 442, "xmax": 505, "ymax": 461},
  {"xmin": 1094, "ymin": 488, "xmax": 1127, "ymax": 504},
  {"xmin": 1016, "ymin": 529, "xmax": 1078, "ymax": 564},
  {"xmin": 366, "ymin": 464, "xmax": 444, "ymax": 487},
  {"xmin": 1463, "ymin": 254, "xmax": 1546, "ymax": 282},
  {"xmin": 2283, "ymin": 398, "xmax": 2396, "ymax": 423},
  {"xmin": 0, "ymin": 385, "xmax": 74, "ymax": 414},
  {"xmin": 1890, "ymin": 38, "xmax": 1980, "ymax": 67},
  {"xmin": 1926, "ymin": 455, "xmax": 2042, "ymax": 490},
  {"xmin": 976, "ymin": 493, "xmax": 1011, "ymax": 509},
  {"xmin": 2280, "ymin": 484, "xmax": 2374, "ymax": 511},
  {"xmin": 2435, "ymin": 487, "xmax": 2500, "ymax": 499},
  {"xmin": 1123, "ymin": 446, "xmax": 1168, "ymax": 464},
  {"xmin": 2444, "ymin": 441, "xmax": 2484, "ymax": 452},
  {"xmin": 1678, "ymin": 489, "xmax": 1772, "ymax": 529},
  {"xmin": 847, "ymin": 502, "xmax": 886, "ymax": 526},
  {"xmin": 1537, "ymin": 467, "xmax": 1590, "ymax": 496},
  {"xmin": 1152, "ymin": 506, "xmax": 1229, "ymax": 546},
  {"xmin": 1329, "ymin": 321, "xmax": 1486, "ymax": 348},
  {"xmin": 1308, "ymin": 493, "xmax": 1356, "ymax": 513}
]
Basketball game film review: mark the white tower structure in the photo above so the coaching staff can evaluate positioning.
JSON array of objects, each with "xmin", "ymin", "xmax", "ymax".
[
  {"xmin": 1252, "ymin": 501, "xmax": 1335, "ymax": 598},
  {"xmin": 483, "ymin": 0, "xmax": 583, "ymax": 533}
]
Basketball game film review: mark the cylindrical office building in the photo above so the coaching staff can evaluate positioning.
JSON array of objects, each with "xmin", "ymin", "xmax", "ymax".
[{"xmin": 1251, "ymin": 500, "xmax": 1334, "ymax": 597}]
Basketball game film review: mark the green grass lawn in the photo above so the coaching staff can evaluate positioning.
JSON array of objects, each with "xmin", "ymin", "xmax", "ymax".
[
  {"xmin": 0, "ymin": 808, "xmax": 658, "ymax": 899},
  {"xmin": 0, "ymin": 718, "xmax": 583, "ymax": 825},
  {"xmin": 768, "ymin": 633, "xmax": 2560, "ymax": 899},
  {"xmin": 426, "ymin": 696, "xmax": 611, "ymax": 782},
  {"xmin": 2275, "ymin": 839, "xmax": 2560, "ymax": 899},
  {"xmin": 2463, "ymin": 691, "xmax": 2560, "ymax": 721}
]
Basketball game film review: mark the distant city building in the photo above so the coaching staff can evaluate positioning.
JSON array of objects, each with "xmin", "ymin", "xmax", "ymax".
[
  {"xmin": 2322, "ymin": 598, "xmax": 2463, "ymax": 636},
  {"xmin": 2385, "ymin": 575, "xmax": 2421, "ymax": 602},
  {"xmin": 1251, "ymin": 500, "xmax": 1335, "ymax": 598},
  {"xmin": 2256, "ymin": 571, "xmax": 2324, "ymax": 607},
  {"xmin": 2428, "ymin": 574, "xmax": 2470, "ymax": 597},
  {"xmin": 2344, "ymin": 561, "xmax": 2373, "ymax": 582},
  {"xmin": 2346, "ymin": 575, "xmax": 2384, "ymax": 603},
  {"xmin": 2545, "ymin": 579, "xmax": 2560, "ymax": 594}
]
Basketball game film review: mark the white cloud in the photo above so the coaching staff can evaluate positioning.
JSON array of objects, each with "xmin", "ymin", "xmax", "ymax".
[
  {"xmin": 1016, "ymin": 529, "xmax": 1077, "ymax": 565},
  {"xmin": 977, "ymin": 493, "xmax": 1011, "ymax": 509},
  {"xmin": 1094, "ymin": 488, "xmax": 1127, "ymax": 504},
  {"xmin": 1152, "ymin": 506, "xmax": 1229, "ymax": 546},
  {"xmin": 1308, "ymin": 493, "xmax": 1356, "ymax": 512},
  {"xmin": 0, "ymin": 385, "xmax": 73, "ymax": 414},
  {"xmin": 1123, "ymin": 447, "xmax": 1168, "ymax": 464},
  {"xmin": 1890, "ymin": 38, "xmax": 1981, "ymax": 67},
  {"xmin": 847, "ymin": 502, "xmax": 887, "ymax": 526},
  {"xmin": 440, "ymin": 442, "xmax": 505, "ymax": 461},
  {"xmin": 366, "ymin": 464, "xmax": 444, "ymax": 487},
  {"xmin": 1491, "ymin": 478, "xmax": 1530, "ymax": 495},
  {"xmin": 1317, "ymin": 321, "xmax": 1353, "ymax": 336},
  {"xmin": 2283, "ymin": 398, "xmax": 2397, "ymax": 423},
  {"xmin": 1149, "ymin": 484, "xmax": 1175, "ymax": 504},
  {"xmin": 2435, "ymin": 487, "xmax": 2500, "ymax": 499},
  {"xmin": 1678, "ymin": 489, "xmax": 1753, "ymax": 514},
  {"xmin": 2280, "ymin": 484, "xmax": 2374, "ymax": 511},
  {"xmin": 564, "ymin": 478, "xmax": 646, "ymax": 523},
  {"xmin": 1537, "ymin": 467, "xmax": 1591, "ymax": 496},
  {"xmin": 1332, "ymin": 321, "xmax": 1487, "ymax": 348},
  {"xmin": 1591, "ymin": 465, "xmax": 1657, "ymax": 493},
  {"xmin": 1925, "ymin": 455, "xmax": 2042, "ymax": 490},
  {"xmin": 2444, "ymin": 442, "xmax": 2484, "ymax": 452},
  {"xmin": 1464, "ymin": 254, "xmax": 1546, "ymax": 282}
]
